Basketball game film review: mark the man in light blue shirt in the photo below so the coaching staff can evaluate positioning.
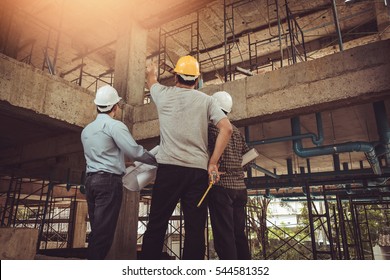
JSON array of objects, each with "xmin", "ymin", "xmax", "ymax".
[{"xmin": 81, "ymin": 85, "xmax": 156, "ymax": 260}]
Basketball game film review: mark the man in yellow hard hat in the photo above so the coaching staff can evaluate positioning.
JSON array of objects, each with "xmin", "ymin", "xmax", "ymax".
[{"xmin": 141, "ymin": 56, "xmax": 233, "ymax": 260}]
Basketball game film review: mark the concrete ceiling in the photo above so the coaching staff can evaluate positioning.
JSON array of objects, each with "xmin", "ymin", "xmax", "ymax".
[
  {"xmin": 8, "ymin": 0, "xmax": 382, "ymax": 85},
  {"xmin": 1, "ymin": 0, "xmax": 389, "ymax": 193}
]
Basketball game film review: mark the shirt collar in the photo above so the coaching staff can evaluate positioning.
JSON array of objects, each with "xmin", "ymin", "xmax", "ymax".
[{"xmin": 96, "ymin": 113, "xmax": 112, "ymax": 120}]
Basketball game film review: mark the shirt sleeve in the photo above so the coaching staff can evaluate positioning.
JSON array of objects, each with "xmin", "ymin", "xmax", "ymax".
[
  {"xmin": 150, "ymin": 83, "xmax": 168, "ymax": 106},
  {"xmin": 241, "ymin": 133, "xmax": 251, "ymax": 155},
  {"xmin": 208, "ymin": 123, "xmax": 219, "ymax": 156},
  {"xmin": 111, "ymin": 122, "xmax": 157, "ymax": 166}
]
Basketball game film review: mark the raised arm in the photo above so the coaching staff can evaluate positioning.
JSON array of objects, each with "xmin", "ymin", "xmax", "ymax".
[{"xmin": 146, "ymin": 62, "xmax": 158, "ymax": 90}]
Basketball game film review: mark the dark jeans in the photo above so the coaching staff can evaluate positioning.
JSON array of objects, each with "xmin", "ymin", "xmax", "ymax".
[
  {"xmin": 85, "ymin": 173, "xmax": 123, "ymax": 260},
  {"xmin": 208, "ymin": 185, "xmax": 250, "ymax": 260},
  {"xmin": 141, "ymin": 164, "xmax": 208, "ymax": 260}
]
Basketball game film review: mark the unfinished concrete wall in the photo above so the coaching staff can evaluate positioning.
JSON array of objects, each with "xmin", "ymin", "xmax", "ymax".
[
  {"xmin": 0, "ymin": 228, "xmax": 38, "ymax": 259},
  {"xmin": 0, "ymin": 54, "xmax": 94, "ymax": 183},
  {"xmin": 0, "ymin": 54, "xmax": 96, "ymax": 128},
  {"xmin": 2, "ymin": 40, "xmax": 389, "ymax": 141},
  {"xmin": 132, "ymin": 39, "xmax": 390, "ymax": 140}
]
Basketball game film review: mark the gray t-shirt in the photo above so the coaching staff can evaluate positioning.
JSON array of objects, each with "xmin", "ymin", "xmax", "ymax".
[{"xmin": 150, "ymin": 83, "xmax": 226, "ymax": 170}]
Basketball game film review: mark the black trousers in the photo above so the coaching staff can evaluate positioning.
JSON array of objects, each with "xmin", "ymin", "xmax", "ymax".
[
  {"xmin": 85, "ymin": 173, "xmax": 123, "ymax": 260},
  {"xmin": 208, "ymin": 185, "xmax": 251, "ymax": 260},
  {"xmin": 141, "ymin": 164, "xmax": 208, "ymax": 260}
]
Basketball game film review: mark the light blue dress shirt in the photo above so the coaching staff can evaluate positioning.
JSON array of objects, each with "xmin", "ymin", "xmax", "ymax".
[{"xmin": 81, "ymin": 114, "xmax": 156, "ymax": 175}]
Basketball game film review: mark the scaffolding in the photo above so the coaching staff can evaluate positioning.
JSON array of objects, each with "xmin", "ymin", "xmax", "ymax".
[
  {"xmin": 0, "ymin": 176, "xmax": 86, "ymax": 252},
  {"xmin": 156, "ymin": 12, "xmax": 200, "ymax": 80},
  {"xmin": 0, "ymin": 5, "xmax": 115, "ymax": 91},
  {"xmin": 1, "ymin": 0, "xmax": 389, "ymax": 261},
  {"xmin": 223, "ymin": 0, "xmax": 307, "ymax": 81}
]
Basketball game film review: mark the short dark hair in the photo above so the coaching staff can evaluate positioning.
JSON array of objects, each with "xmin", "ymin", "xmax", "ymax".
[
  {"xmin": 96, "ymin": 104, "xmax": 116, "ymax": 114},
  {"xmin": 176, "ymin": 74, "xmax": 197, "ymax": 87}
]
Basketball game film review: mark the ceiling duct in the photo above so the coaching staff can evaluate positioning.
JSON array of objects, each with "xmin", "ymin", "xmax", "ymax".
[{"xmin": 291, "ymin": 115, "xmax": 382, "ymax": 176}]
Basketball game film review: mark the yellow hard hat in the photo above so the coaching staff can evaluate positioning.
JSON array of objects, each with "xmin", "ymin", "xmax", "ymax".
[{"xmin": 174, "ymin": 55, "xmax": 200, "ymax": 76}]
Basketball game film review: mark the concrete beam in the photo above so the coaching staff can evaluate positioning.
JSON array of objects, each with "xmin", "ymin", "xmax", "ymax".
[
  {"xmin": 0, "ymin": 54, "xmax": 96, "ymax": 128},
  {"xmin": 0, "ymin": 132, "xmax": 85, "ymax": 184},
  {"xmin": 0, "ymin": 133, "xmax": 82, "ymax": 166},
  {"xmin": 2, "ymin": 39, "xmax": 388, "ymax": 143},
  {"xmin": 132, "ymin": 39, "xmax": 390, "ymax": 140}
]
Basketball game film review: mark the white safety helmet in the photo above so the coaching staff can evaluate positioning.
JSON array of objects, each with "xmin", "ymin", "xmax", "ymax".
[
  {"xmin": 212, "ymin": 91, "xmax": 233, "ymax": 113},
  {"xmin": 94, "ymin": 85, "xmax": 122, "ymax": 112}
]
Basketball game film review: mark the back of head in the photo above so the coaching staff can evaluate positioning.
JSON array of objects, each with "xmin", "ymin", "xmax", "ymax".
[
  {"xmin": 212, "ymin": 91, "xmax": 233, "ymax": 114},
  {"xmin": 94, "ymin": 85, "xmax": 122, "ymax": 113},
  {"xmin": 174, "ymin": 55, "xmax": 200, "ymax": 82}
]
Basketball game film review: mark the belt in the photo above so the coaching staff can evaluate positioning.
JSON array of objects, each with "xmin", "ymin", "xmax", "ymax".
[{"xmin": 86, "ymin": 171, "xmax": 122, "ymax": 177}]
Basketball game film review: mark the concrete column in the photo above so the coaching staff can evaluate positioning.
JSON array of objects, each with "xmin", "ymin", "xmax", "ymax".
[
  {"xmin": 113, "ymin": 19, "xmax": 148, "ymax": 127},
  {"xmin": 107, "ymin": 189, "xmax": 140, "ymax": 260},
  {"xmin": 375, "ymin": 1, "xmax": 390, "ymax": 40},
  {"xmin": 108, "ymin": 19, "xmax": 148, "ymax": 260},
  {"xmin": 70, "ymin": 201, "xmax": 88, "ymax": 248}
]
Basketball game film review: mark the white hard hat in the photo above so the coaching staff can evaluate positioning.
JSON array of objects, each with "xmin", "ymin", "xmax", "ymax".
[
  {"xmin": 212, "ymin": 91, "xmax": 233, "ymax": 113},
  {"xmin": 94, "ymin": 85, "xmax": 122, "ymax": 112}
]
